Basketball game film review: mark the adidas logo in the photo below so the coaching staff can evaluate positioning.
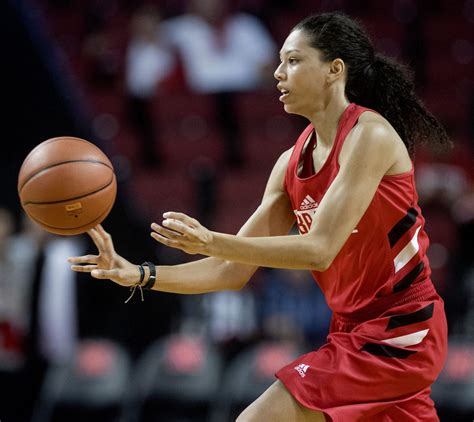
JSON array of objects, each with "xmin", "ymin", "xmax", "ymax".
[
  {"xmin": 294, "ymin": 363, "xmax": 309, "ymax": 378},
  {"xmin": 300, "ymin": 195, "xmax": 318, "ymax": 211}
]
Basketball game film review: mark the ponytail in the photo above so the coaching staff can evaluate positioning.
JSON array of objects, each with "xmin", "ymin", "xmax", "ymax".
[
  {"xmin": 349, "ymin": 53, "xmax": 451, "ymax": 155},
  {"xmin": 294, "ymin": 12, "xmax": 452, "ymax": 156}
]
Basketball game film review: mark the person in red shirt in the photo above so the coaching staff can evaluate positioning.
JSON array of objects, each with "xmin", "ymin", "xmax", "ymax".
[{"xmin": 69, "ymin": 12, "xmax": 451, "ymax": 422}]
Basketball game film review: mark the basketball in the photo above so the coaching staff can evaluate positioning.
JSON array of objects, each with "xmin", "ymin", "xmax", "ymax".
[{"xmin": 18, "ymin": 136, "xmax": 117, "ymax": 236}]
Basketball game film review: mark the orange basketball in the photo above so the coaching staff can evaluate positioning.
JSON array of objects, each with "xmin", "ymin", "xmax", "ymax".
[{"xmin": 18, "ymin": 136, "xmax": 117, "ymax": 235}]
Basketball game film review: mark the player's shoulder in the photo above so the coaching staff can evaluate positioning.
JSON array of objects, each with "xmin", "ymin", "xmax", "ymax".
[
  {"xmin": 349, "ymin": 110, "xmax": 401, "ymax": 153},
  {"xmin": 339, "ymin": 110, "xmax": 403, "ymax": 171},
  {"xmin": 357, "ymin": 110, "xmax": 393, "ymax": 134},
  {"xmin": 281, "ymin": 146, "xmax": 295, "ymax": 159},
  {"xmin": 275, "ymin": 147, "xmax": 294, "ymax": 170}
]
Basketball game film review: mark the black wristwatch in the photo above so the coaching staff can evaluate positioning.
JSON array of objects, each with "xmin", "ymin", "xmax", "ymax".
[{"xmin": 141, "ymin": 261, "xmax": 156, "ymax": 290}]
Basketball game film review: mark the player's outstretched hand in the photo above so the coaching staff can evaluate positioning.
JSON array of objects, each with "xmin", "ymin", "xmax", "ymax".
[
  {"xmin": 151, "ymin": 212, "xmax": 214, "ymax": 256},
  {"xmin": 68, "ymin": 224, "xmax": 140, "ymax": 287}
]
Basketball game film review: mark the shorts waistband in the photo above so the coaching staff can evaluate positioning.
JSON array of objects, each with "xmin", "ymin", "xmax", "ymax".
[{"xmin": 333, "ymin": 280, "xmax": 438, "ymax": 324}]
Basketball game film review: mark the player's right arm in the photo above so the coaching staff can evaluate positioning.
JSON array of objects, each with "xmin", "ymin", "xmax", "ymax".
[{"xmin": 68, "ymin": 149, "xmax": 295, "ymax": 294}]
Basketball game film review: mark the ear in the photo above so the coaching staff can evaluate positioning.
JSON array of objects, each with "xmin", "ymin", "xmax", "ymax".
[{"xmin": 327, "ymin": 58, "xmax": 345, "ymax": 83}]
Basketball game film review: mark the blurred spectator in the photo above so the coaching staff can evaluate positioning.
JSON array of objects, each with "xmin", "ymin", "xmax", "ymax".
[
  {"xmin": 0, "ymin": 207, "xmax": 28, "ymax": 422},
  {"xmin": 0, "ymin": 212, "xmax": 85, "ymax": 421},
  {"xmin": 22, "ymin": 216, "xmax": 86, "ymax": 421},
  {"xmin": 0, "ymin": 207, "xmax": 26, "ymax": 369},
  {"xmin": 162, "ymin": 0, "xmax": 278, "ymax": 167},
  {"xmin": 124, "ymin": 4, "xmax": 174, "ymax": 168},
  {"xmin": 256, "ymin": 268, "xmax": 332, "ymax": 348}
]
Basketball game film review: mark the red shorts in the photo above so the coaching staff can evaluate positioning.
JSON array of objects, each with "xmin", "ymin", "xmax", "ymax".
[{"xmin": 276, "ymin": 282, "xmax": 448, "ymax": 421}]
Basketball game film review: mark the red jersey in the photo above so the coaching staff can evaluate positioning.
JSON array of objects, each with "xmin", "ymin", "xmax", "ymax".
[
  {"xmin": 278, "ymin": 103, "xmax": 447, "ymax": 420},
  {"xmin": 284, "ymin": 103, "xmax": 432, "ymax": 317}
]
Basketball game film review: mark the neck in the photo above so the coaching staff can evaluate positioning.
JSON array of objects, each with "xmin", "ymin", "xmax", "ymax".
[{"xmin": 307, "ymin": 96, "xmax": 350, "ymax": 147}]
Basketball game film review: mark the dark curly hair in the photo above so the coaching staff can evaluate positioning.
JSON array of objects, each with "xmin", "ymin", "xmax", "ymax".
[{"xmin": 294, "ymin": 12, "xmax": 452, "ymax": 156}]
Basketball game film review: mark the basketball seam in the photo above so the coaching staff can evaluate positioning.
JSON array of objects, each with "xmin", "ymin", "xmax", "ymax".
[
  {"xmin": 18, "ymin": 160, "xmax": 114, "ymax": 193},
  {"xmin": 22, "ymin": 176, "xmax": 115, "ymax": 205}
]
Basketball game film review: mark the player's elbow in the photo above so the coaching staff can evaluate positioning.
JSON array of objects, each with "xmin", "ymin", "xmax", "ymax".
[
  {"xmin": 226, "ymin": 274, "xmax": 252, "ymax": 291},
  {"xmin": 220, "ymin": 261, "xmax": 252, "ymax": 291},
  {"xmin": 316, "ymin": 255, "xmax": 335, "ymax": 271},
  {"xmin": 306, "ymin": 240, "xmax": 335, "ymax": 272},
  {"xmin": 229, "ymin": 279, "xmax": 248, "ymax": 291},
  {"xmin": 307, "ymin": 256, "xmax": 332, "ymax": 272}
]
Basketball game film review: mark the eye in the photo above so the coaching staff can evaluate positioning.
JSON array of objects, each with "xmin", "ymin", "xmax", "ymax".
[{"xmin": 288, "ymin": 58, "xmax": 298, "ymax": 65}]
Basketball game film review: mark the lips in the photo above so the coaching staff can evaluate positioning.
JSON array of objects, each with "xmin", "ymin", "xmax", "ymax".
[{"xmin": 278, "ymin": 86, "xmax": 289, "ymax": 101}]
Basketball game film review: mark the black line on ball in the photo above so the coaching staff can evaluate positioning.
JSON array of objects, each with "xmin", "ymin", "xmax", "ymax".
[
  {"xmin": 18, "ymin": 160, "xmax": 114, "ymax": 192},
  {"xmin": 22, "ymin": 176, "xmax": 115, "ymax": 205}
]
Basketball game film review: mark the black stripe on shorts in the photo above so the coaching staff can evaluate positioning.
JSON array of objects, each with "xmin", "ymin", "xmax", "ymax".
[
  {"xmin": 362, "ymin": 343, "xmax": 417, "ymax": 359},
  {"xmin": 388, "ymin": 207, "xmax": 418, "ymax": 247},
  {"xmin": 393, "ymin": 262, "xmax": 425, "ymax": 293},
  {"xmin": 386, "ymin": 302, "xmax": 434, "ymax": 330}
]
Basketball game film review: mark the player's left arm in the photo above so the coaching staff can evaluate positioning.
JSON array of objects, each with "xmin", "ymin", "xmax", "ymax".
[
  {"xmin": 153, "ymin": 119, "xmax": 403, "ymax": 271},
  {"xmin": 305, "ymin": 120, "xmax": 404, "ymax": 268}
]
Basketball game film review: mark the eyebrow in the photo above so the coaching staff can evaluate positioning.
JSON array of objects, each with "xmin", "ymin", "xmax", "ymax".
[{"xmin": 279, "ymin": 49, "xmax": 302, "ymax": 57}]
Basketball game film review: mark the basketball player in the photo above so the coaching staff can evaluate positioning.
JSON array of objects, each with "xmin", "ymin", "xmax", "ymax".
[{"xmin": 69, "ymin": 12, "xmax": 451, "ymax": 421}]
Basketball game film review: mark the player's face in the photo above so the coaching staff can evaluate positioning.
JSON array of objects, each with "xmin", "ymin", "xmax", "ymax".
[{"xmin": 274, "ymin": 29, "xmax": 331, "ymax": 117}]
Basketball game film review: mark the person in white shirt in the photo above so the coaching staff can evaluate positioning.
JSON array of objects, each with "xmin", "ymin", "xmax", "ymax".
[
  {"xmin": 124, "ymin": 4, "xmax": 174, "ymax": 168},
  {"xmin": 162, "ymin": 0, "xmax": 278, "ymax": 167}
]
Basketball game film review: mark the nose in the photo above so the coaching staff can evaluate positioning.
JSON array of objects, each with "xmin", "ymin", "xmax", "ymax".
[{"xmin": 274, "ymin": 63, "xmax": 285, "ymax": 81}]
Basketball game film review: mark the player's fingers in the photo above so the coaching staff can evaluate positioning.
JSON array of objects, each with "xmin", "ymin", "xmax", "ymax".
[
  {"xmin": 151, "ymin": 223, "xmax": 183, "ymax": 239},
  {"xmin": 87, "ymin": 227, "xmax": 105, "ymax": 251},
  {"xmin": 150, "ymin": 232, "xmax": 185, "ymax": 250},
  {"xmin": 163, "ymin": 212, "xmax": 198, "ymax": 228},
  {"xmin": 70, "ymin": 264, "xmax": 97, "ymax": 273},
  {"xmin": 162, "ymin": 219, "xmax": 193, "ymax": 236},
  {"xmin": 96, "ymin": 225, "xmax": 115, "ymax": 251},
  {"xmin": 68, "ymin": 255, "xmax": 99, "ymax": 264},
  {"xmin": 91, "ymin": 268, "xmax": 120, "ymax": 280}
]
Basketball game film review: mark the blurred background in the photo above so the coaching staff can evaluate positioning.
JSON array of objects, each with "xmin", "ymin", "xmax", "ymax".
[{"xmin": 0, "ymin": 0, "xmax": 473, "ymax": 421}]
